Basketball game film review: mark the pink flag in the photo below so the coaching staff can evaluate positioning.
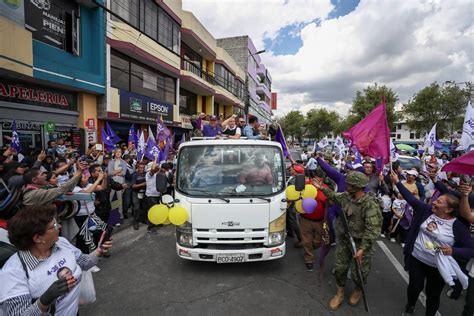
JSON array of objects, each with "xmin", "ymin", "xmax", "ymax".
[
  {"xmin": 342, "ymin": 103, "xmax": 390, "ymax": 165},
  {"xmin": 441, "ymin": 150, "xmax": 474, "ymax": 176}
]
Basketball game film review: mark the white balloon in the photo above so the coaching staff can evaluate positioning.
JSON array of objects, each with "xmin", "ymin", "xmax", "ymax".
[{"xmin": 162, "ymin": 194, "xmax": 174, "ymax": 206}]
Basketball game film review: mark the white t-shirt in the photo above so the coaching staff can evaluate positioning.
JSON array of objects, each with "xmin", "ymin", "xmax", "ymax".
[
  {"xmin": 412, "ymin": 214, "xmax": 456, "ymax": 267},
  {"xmin": 392, "ymin": 199, "xmax": 406, "ymax": 218},
  {"xmin": 145, "ymin": 172, "xmax": 160, "ymax": 197},
  {"xmin": 381, "ymin": 195, "xmax": 392, "ymax": 213},
  {"xmin": 0, "ymin": 237, "xmax": 83, "ymax": 316},
  {"xmin": 57, "ymin": 173, "xmax": 69, "ymax": 186},
  {"xmin": 73, "ymin": 184, "xmax": 95, "ymax": 216}
]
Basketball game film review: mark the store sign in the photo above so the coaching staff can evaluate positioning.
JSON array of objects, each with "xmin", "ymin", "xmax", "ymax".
[
  {"xmin": 1, "ymin": 120, "xmax": 42, "ymax": 131},
  {"xmin": 45, "ymin": 121, "xmax": 55, "ymax": 133},
  {"xmin": 24, "ymin": 0, "xmax": 77, "ymax": 51},
  {"xmin": 86, "ymin": 129, "xmax": 97, "ymax": 144},
  {"xmin": 271, "ymin": 92, "xmax": 277, "ymax": 110},
  {"xmin": 119, "ymin": 90, "xmax": 174, "ymax": 124},
  {"xmin": 0, "ymin": 79, "xmax": 77, "ymax": 111},
  {"xmin": 85, "ymin": 118, "xmax": 95, "ymax": 129}
]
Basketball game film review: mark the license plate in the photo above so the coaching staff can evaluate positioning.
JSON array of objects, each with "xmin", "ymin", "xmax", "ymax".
[{"xmin": 216, "ymin": 253, "xmax": 245, "ymax": 264}]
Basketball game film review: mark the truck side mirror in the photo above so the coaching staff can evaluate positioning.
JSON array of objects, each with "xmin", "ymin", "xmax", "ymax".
[{"xmin": 295, "ymin": 174, "xmax": 305, "ymax": 191}]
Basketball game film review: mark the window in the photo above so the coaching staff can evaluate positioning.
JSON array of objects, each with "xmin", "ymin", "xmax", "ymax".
[
  {"xmin": 111, "ymin": 51, "xmax": 176, "ymax": 104},
  {"xmin": 111, "ymin": 53, "xmax": 130, "ymax": 91},
  {"xmin": 179, "ymin": 89, "xmax": 197, "ymax": 115},
  {"xmin": 111, "ymin": 0, "xmax": 180, "ymax": 54},
  {"xmin": 410, "ymin": 132, "xmax": 415, "ymax": 139},
  {"xmin": 397, "ymin": 134, "xmax": 401, "ymax": 139},
  {"xmin": 397, "ymin": 124, "xmax": 402, "ymax": 130}
]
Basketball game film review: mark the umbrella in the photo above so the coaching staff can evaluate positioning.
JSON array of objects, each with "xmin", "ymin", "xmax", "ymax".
[
  {"xmin": 395, "ymin": 143, "xmax": 417, "ymax": 152},
  {"xmin": 441, "ymin": 150, "xmax": 474, "ymax": 176}
]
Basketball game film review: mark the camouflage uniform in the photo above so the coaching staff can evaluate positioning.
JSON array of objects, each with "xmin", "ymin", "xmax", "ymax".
[{"xmin": 321, "ymin": 172, "xmax": 382, "ymax": 289}]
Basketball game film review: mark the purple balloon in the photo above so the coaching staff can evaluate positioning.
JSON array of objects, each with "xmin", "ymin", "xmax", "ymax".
[{"xmin": 302, "ymin": 198, "xmax": 317, "ymax": 214}]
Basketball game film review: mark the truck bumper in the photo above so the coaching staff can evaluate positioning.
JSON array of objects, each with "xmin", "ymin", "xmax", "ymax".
[{"xmin": 176, "ymin": 242, "xmax": 286, "ymax": 262}]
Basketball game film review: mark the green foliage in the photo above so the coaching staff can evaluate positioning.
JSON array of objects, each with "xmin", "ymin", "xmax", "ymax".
[
  {"xmin": 350, "ymin": 83, "xmax": 399, "ymax": 128},
  {"xmin": 279, "ymin": 110, "xmax": 305, "ymax": 141},
  {"xmin": 304, "ymin": 109, "xmax": 341, "ymax": 139},
  {"xmin": 402, "ymin": 82, "xmax": 470, "ymax": 138}
]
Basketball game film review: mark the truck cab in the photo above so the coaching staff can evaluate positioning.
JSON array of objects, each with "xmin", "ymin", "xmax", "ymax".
[{"xmin": 174, "ymin": 138, "xmax": 287, "ymax": 263}]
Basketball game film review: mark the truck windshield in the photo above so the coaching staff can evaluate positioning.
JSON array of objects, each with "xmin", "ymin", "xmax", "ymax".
[{"xmin": 177, "ymin": 145, "xmax": 285, "ymax": 197}]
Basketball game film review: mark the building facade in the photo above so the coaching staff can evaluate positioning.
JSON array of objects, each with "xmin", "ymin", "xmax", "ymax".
[
  {"xmin": 0, "ymin": 0, "xmax": 106, "ymax": 152},
  {"xmin": 217, "ymin": 36, "xmax": 273, "ymax": 124},
  {"xmin": 102, "ymin": 0, "xmax": 245, "ymax": 142}
]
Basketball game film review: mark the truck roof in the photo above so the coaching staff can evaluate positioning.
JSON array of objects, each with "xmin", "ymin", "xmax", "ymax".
[{"xmin": 179, "ymin": 138, "xmax": 283, "ymax": 149}]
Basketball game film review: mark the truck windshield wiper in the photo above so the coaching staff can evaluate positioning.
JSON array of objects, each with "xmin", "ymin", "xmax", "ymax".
[
  {"xmin": 183, "ymin": 188, "xmax": 230, "ymax": 203},
  {"xmin": 233, "ymin": 194, "xmax": 271, "ymax": 203}
]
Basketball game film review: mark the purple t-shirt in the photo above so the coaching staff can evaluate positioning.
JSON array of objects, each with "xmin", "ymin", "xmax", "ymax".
[{"xmin": 203, "ymin": 124, "xmax": 222, "ymax": 137}]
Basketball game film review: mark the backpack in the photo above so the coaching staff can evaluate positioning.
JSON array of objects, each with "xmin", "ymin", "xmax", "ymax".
[
  {"xmin": 0, "ymin": 240, "xmax": 16, "ymax": 269},
  {"xmin": 155, "ymin": 172, "xmax": 168, "ymax": 194}
]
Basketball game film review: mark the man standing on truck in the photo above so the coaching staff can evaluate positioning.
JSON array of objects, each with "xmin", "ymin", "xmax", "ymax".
[{"xmin": 313, "ymin": 171, "xmax": 382, "ymax": 311}]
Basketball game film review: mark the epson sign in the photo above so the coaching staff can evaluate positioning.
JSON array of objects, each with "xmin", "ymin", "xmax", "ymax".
[{"xmin": 148, "ymin": 102, "xmax": 169, "ymax": 114}]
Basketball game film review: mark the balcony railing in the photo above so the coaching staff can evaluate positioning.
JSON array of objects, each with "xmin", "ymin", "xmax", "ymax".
[{"xmin": 182, "ymin": 59, "xmax": 245, "ymax": 101}]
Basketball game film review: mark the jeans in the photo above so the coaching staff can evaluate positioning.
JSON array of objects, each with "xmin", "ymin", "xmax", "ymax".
[
  {"xmin": 146, "ymin": 196, "xmax": 161, "ymax": 229},
  {"xmin": 122, "ymin": 188, "xmax": 132, "ymax": 216},
  {"xmin": 286, "ymin": 204, "xmax": 301, "ymax": 241},
  {"xmin": 407, "ymin": 256, "xmax": 445, "ymax": 316},
  {"xmin": 463, "ymin": 276, "xmax": 474, "ymax": 316},
  {"xmin": 381, "ymin": 212, "xmax": 392, "ymax": 234},
  {"xmin": 132, "ymin": 191, "xmax": 146, "ymax": 223}
]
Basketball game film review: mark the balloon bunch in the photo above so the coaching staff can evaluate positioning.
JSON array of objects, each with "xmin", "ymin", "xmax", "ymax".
[
  {"xmin": 285, "ymin": 184, "xmax": 318, "ymax": 214},
  {"xmin": 148, "ymin": 194, "xmax": 189, "ymax": 226}
]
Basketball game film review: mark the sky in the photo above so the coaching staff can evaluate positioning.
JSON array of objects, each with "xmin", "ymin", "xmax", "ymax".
[{"xmin": 182, "ymin": 0, "xmax": 474, "ymax": 118}]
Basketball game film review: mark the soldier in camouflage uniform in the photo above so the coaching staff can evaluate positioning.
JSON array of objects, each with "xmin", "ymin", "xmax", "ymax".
[{"xmin": 313, "ymin": 171, "xmax": 382, "ymax": 311}]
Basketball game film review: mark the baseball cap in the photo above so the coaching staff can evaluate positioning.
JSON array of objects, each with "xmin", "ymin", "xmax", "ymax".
[
  {"xmin": 209, "ymin": 115, "xmax": 217, "ymax": 121},
  {"xmin": 293, "ymin": 165, "xmax": 305, "ymax": 174},
  {"xmin": 406, "ymin": 170, "xmax": 419, "ymax": 177}
]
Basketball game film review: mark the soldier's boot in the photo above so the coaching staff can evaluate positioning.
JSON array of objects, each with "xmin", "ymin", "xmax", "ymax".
[
  {"xmin": 329, "ymin": 287, "xmax": 345, "ymax": 311},
  {"xmin": 349, "ymin": 287, "xmax": 363, "ymax": 306}
]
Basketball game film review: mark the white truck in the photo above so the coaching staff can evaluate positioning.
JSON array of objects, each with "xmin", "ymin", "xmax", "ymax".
[{"xmin": 174, "ymin": 139, "xmax": 287, "ymax": 263}]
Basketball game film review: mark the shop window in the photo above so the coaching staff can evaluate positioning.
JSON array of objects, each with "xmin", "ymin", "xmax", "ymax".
[
  {"xmin": 165, "ymin": 77, "xmax": 175, "ymax": 104},
  {"xmin": 25, "ymin": 0, "xmax": 80, "ymax": 55},
  {"xmin": 131, "ymin": 63, "xmax": 164, "ymax": 100}
]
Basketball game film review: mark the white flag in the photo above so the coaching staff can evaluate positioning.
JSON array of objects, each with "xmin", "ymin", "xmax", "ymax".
[
  {"xmin": 459, "ymin": 101, "xmax": 474, "ymax": 150},
  {"xmin": 424, "ymin": 123, "xmax": 437, "ymax": 154},
  {"xmin": 334, "ymin": 136, "xmax": 345, "ymax": 149},
  {"xmin": 390, "ymin": 139, "xmax": 399, "ymax": 161},
  {"xmin": 317, "ymin": 136, "xmax": 329, "ymax": 148},
  {"xmin": 148, "ymin": 125, "xmax": 155, "ymax": 142}
]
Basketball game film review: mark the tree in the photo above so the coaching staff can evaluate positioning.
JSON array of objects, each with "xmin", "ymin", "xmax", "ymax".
[
  {"xmin": 280, "ymin": 110, "xmax": 305, "ymax": 142},
  {"xmin": 403, "ymin": 82, "xmax": 470, "ymax": 139},
  {"xmin": 350, "ymin": 83, "xmax": 399, "ymax": 129},
  {"xmin": 304, "ymin": 109, "xmax": 341, "ymax": 139}
]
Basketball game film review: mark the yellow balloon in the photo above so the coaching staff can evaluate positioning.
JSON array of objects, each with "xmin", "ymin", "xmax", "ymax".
[
  {"xmin": 286, "ymin": 185, "xmax": 300, "ymax": 201},
  {"xmin": 168, "ymin": 206, "xmax": 189, "ymax": 226},
  {"xmin": 295, "ymin": 199, "xmax": 305, "ymax": 214},
  {"xmin": 163, "ymin": 217, "xmax": 171, "ymax": 225},
  {"xmin": 148, "ymin": 204, "xmax": 169, "ymax": 225},
  {"xmin": 302, "ymin": 184, "xmax": 318, "ymax": 199}
]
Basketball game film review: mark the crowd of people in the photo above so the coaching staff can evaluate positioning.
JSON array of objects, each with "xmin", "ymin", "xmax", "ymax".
[{"xmin": 285, "ymin": 146, "xmax": 474, "ymax": 315}]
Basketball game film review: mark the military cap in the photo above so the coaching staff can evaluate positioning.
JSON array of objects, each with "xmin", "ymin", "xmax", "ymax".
[{"xmin": 345, "ymin": 171, "xmax": 369, "ymax": 188}]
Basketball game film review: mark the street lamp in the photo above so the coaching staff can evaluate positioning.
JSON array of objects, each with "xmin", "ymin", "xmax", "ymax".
[{"xmin": 245, "ymin": 49, "xmax": 266, "ymax": 119}]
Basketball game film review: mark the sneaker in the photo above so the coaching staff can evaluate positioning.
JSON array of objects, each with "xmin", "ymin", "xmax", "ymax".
[
  {"xmin": 402, "ymin": 304, "xmax": 415, "ymax": 315},
  {"xmin": 90, "ymin": 266, "xmax": 101, "ymax": 273},
  {"xmin": 401, "ymin": 243, "xmax": 405, "ymax": 248},
  {"xmin": 380, "ymin": 233, "xmax": 386, "ymax": 238},
  {"xmin": 305, "ymin": 263, "xmax": 314, "ymax": 272},
  {"xmin": 390, "ymin": 238, "xmax": 396, "ymax": 243}
]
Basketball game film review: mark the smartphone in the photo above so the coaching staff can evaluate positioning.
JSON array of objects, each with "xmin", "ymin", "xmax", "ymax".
[
  {"xmin": 98, "ymin": 226, "xmax": 113, "ymax": 249},
  {"xmin": 95, "ymin": 144, "xmax": 103, "ymax": 151}
]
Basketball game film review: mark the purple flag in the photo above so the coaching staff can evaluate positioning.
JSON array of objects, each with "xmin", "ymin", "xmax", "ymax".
[
  {"xmin": 145, "ymin": 135, "xmax": 160, "ymax": 160},
  {"xmin": 11, "ymin": 120, "xmax": 22, "ymax": 153},
  {"xmin": 106, "ymin": 122, "xmax": 121, "ymax": 144},
  {"xmin": 156, "ymin": 116, "xmax": 171, "ymax": 142},
  {"xmin": 128, "ymin": 124, "xmax": 138, "ymax": 146},
  {"xmin": 101, "ymin": 128, "xmax": 116, "ymax": 152},
  {"xmin": 275, "ymin": 126, "xmax": 289, "ymax": 158}
]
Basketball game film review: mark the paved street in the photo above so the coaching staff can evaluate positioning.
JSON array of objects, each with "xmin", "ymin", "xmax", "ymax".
[{"xmin": 80, "ymin": 225, "xmax": 465, "ymax": 316}]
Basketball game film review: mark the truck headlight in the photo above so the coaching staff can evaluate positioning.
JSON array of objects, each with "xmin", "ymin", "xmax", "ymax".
[
  {"xmin": 268, "ymin": 231, "xmax": 285, "ymax": 246},
  {"xmin": 176, "ymin": 222, "xmax": 193, "ymax": 247},
  {"xmin": 269, "ymin": 212, "xmax": 286, "ymax": 233}
]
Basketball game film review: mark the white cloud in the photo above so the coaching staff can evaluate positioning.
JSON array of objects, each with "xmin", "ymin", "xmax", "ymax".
[{"xmin": 183, "ymin": 0, "xmax": 474, "ymax": 118}]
